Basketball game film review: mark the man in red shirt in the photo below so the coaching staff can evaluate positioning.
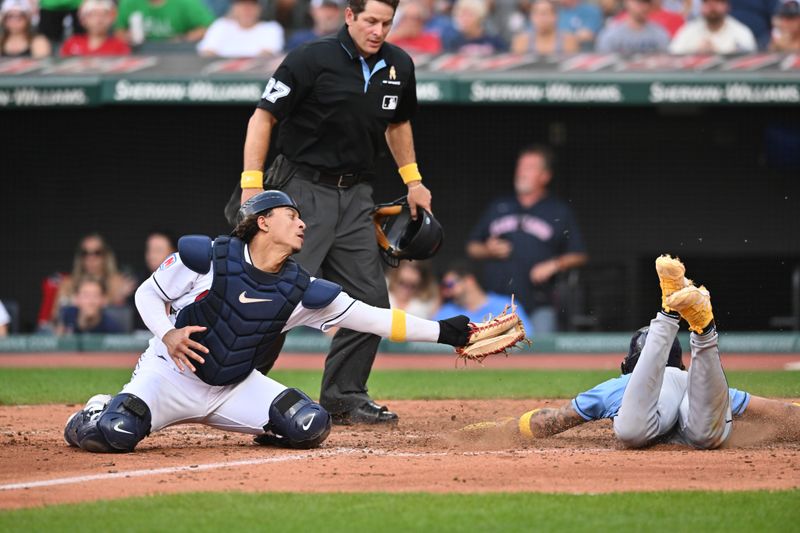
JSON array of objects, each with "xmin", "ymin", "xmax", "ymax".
[
  {"xmin": 614, "ymin": 0, "xmax": 684, "ymax": 36},
  {"xmin": 61, "ymin": 0, "xmax": 131, "ymax": 56}
]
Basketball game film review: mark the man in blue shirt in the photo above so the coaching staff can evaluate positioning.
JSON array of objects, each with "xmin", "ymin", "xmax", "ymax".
[
  {"xmin": 557, "ymin": 0, "xmax": 604, "ymax": 50},
  {"xmin": 434, "ymin": 260, "xmax": 534, "ymax": 336}
]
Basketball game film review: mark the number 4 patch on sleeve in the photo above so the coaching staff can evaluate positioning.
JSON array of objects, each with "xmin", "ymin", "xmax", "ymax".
[{"xmin": 262, "ymin": 78, "xmax": 291, "ymax": 103}]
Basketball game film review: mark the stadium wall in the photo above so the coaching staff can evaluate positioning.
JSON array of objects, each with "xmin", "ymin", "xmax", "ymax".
[{"xmin": 1, "ymin": 104, "xmax": 799, "ymax": 331}]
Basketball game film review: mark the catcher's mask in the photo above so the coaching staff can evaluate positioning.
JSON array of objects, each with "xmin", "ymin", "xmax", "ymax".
[
  {"xmin": 236, "ymin": 190, "xmax": 300, "ymax": 225},
  {"xmin": 372, "ymin": 197, "xmax": 443, "ymax": 267},
  {"xmin": 621, "ymin": 326, "xmax": 685, "ymax": 375}
]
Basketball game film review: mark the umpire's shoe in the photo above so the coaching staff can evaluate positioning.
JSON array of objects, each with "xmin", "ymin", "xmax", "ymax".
[{"xmin": 332, "ymin": 401, "xmax": 399, "ymax": 425}]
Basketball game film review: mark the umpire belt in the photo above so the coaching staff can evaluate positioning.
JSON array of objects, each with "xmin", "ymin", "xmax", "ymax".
[{"xmin": 289, "ymin": 160, "xmax": 371, "ymax": 189}]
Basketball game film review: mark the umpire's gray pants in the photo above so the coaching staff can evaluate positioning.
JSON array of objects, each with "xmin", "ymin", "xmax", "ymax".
[{"xmin": 283, "ymin": 177, "xmax": 390, "ymax": 414}]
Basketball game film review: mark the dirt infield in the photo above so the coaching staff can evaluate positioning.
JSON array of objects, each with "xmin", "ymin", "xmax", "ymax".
[
  {"xmin": 1, "ymin": 399, "xmax": 798, "ymax": 509},
  {"xmin": 2, "ymin": 351, "xmax": 799, "ymax": 370}
]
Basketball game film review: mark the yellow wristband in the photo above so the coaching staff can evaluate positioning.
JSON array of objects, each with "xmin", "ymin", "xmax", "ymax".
[
  {"xmin": 241, "ymin": 170, "xmax": 264, "ymax": 189},
  {"xmin": 390, "ymin": 308, "xmax": 407, "ymax": 342},
  {"xmin": 518, "ymin": 409, "xmax": 541, "ymax": 439},
  {"xmin": 398, "ymin": 163, "xmax": 422, "ymax": 185}
]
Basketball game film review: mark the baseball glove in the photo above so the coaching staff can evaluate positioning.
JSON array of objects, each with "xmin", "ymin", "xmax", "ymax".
[{"xmin": 455, "ymin": 304, "xmax": 529, "ymax": 365}]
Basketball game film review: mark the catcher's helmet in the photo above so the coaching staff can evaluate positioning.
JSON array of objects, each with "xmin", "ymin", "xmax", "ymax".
[
  {"xmin": 620, "ymin": 326, "xmax": 685, "ymax": 375},
  {"xmin": 372, "ymin": 197, "xmax": 443, "ymax": 267},
  {"xmin": 237, "ymin": 190, "xmax": 300, "ymax": 224}
]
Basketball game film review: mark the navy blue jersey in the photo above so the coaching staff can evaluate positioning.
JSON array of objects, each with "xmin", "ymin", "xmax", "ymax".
[{"xmin": 468, "ymin": 194, "xmax": 586, "ymax": 311}]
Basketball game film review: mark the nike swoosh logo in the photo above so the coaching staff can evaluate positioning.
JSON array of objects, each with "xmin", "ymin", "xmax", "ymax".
[
  {"xmin": 302, "ymin": 414, "xmax": 316, "ymax": 431},
  {"xmin": 113, "ymin": 421, "xmax": 134, "ymax": 435},
  {"xmin": 239, "ymin": 291, "xmax": 272, "ymax": 304}
]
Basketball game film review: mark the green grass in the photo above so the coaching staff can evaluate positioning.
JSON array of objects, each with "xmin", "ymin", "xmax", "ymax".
[
  {"xmin": 1, "ymin": 368, "xmax": 797, "ymax": 405},
  {"xmin": 0, "ymin": 491, "xmax": 798, "ymax": 532}
]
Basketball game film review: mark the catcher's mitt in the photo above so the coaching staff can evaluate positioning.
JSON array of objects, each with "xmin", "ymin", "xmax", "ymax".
[{"xmin": 455, "ymin": 303, "xmax": 529, "ymax": 365}]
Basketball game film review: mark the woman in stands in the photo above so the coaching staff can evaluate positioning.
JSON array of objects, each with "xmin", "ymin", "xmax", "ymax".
[
  {"xmin": 511, "ymin": 0, "xmax": 578, "ymax": 55},
  {"xmin": 47, "ymin": 234, "xmax": 136, "ymax": 329},
  {"xmin": 0, "ymin": 0, "xmax": 51, "ymax": 58}
]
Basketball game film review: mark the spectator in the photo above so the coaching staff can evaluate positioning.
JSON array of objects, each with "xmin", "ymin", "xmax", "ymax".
[
  {"xmin": 57, "ymin": 277, "xmax": 124, "ymax": 335},
  {"xmin": 386, "ymin": 261, "xmax": 440, "ymax": 319},
  {"xmin": 434, "ymin": 260, "xmax": 534, "ymax": 335},
  {"xmin": 466, "ymin": 145, "xmax": 587, "ymax": 334},
  {"xmin": 283, "ymin": 0, "xmax": 342, "ymax": 51},
  {"xmin": 144, "ymin": 230, "xmax": 177, "ymax": 273},
  {"xmin": 556, "ymin": 0, "xmax": 604, "ymax": 50},
  {"xmin": 0, "ymin": 0, "xmax": 51, "ymax": 58},
  {"xmin": 596, "ymin": 0, "xmax": 670, "ymax": 54},
  {"xmin": 38, "ymin": 0, "xmax": 84, "ymax": 44},
  {"xmin": 511, "ymin": 0, "xmax": 578, "ymax": 54},
  {"xmin": 670, "ymin": 0, "xmax": 755, "ymax": 53},
  {"xmin": 51, "ymin": 233, "xmax": 137, "ymax": 327},
  {"xmin": 729, "ymin": 0, "xmax": 779, "ymax": 50},
  {"xmin": 614, "ymin": 0, "xmax": 685, "ymax": 36},
  {"xmin": 387, "ymin": 0, "xmax": 442, "ymax": 53},
  {"xmin": 445, "ymin": 0, "xmax": 508, "ymax": 54},
  {"xmin": 61, "ymin": 0, "xmax": 131, "ymax": 56},
  {"xmin": 197, "ymin": 0, "xmax": 283, "ymax": 56},
  {"xmin": 259, "ymin": 0, "xmax": 310, "ymax": 36},
  {"xmin": 770, "ymin": 0, "xmax": 800, "ymax": 51},
  {"xmin": 0, "ymin": 300, "xmax": 9, "ymax": 337},
  {"xmin": 115, "ymin": 0, "xmax": 214, "ymax": 45},
  {"xmin": 421, "ymin": 0, "xmax": 457, "ymax": 36}
]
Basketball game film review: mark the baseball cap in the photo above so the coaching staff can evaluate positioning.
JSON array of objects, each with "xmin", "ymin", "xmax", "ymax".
[
  {"xmin": 0, "ymin": 0, "xmax": 33, "ymax": 15},
  {"xmin": 79, "ymin": 0, "xmax": 114, "ymax": 14},
  {"xmin": 311, "ymin": 0, "xmax": 345, "ymax": 8},
  {"xmin": 777, "ymin": 0, "xmax": 800, "ymax": 17}
]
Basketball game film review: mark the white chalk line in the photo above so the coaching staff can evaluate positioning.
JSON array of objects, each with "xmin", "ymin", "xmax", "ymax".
[{"xmin": 0, "ymin": 446, "xmax": 612, "ymax": 492}]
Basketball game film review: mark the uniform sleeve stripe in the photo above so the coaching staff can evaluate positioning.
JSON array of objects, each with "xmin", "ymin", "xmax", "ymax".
[
  {"xmin": 321, "ymin": 300, "xmax": 356, "ymax": 330},
  {"xmin": 571, "ymin": 399, "xmax": 593, "ymax": 421},
  {"xmin": 152, "ymin": 276, "xmax": 173, "ymax": 301}
]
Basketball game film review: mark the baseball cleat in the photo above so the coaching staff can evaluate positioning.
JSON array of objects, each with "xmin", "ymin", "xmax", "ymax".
[
  {"xmin": 655, "ymin": 255, "xmax": 691, "ymax": 311},
  {"xmin": 665, "ymin": 285, "xmax": 714, "ymax": 334}
]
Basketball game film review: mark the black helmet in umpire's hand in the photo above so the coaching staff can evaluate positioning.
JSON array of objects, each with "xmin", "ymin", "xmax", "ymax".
[
  {"xmin": 372, "ymin": 197, "xmax": 444, "ymax": 267},
  {"xmin": 237, "ymin": 190, "xmax": 301, "ymax": 224}
]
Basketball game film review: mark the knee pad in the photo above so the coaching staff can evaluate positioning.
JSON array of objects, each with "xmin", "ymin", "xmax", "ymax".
[
  {"xmin": 79, "ymin": 393, "xmax": 152, "ymax": 453},
  {"xmin": 261, "ymin": 388, "xmax": 331, "ymax": 449}
]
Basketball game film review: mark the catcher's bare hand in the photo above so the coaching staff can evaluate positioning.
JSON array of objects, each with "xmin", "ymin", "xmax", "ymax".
[
  {"xmin": 162, "ymin": 326, "xmax": 209, "ymax": 372},
  {"xmin": 406, "ymin": 181, "xmax": 432, "ymax": 220}
]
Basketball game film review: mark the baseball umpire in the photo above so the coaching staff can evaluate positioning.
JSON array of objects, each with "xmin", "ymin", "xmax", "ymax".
[
  {"xmin": 64, "ymin": 191, "xmax": 504, "ymax": 453},
  {"xmin": 226, "ymin": 0, "xmax": 431, "ymax": 424}
]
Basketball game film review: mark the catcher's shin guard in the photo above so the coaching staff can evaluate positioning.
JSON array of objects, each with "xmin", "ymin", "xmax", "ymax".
[
  {"xmin": 74, "ymin": 393, "xmax": 152, "ymax": 453},
  {"xmin": 256, "ymin": 388, "xmax": 331, "ymax": 449}
]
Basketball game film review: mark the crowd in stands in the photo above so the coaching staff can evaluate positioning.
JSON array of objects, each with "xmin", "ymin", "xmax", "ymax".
[{"xmin": 1, "ymin": 0, "xmax": 799, "ymax": 58}]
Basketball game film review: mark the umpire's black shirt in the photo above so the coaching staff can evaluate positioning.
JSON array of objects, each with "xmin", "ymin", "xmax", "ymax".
[{"xmin": 257, "ymin": 25, "xmax": 418, "ymax": 175}]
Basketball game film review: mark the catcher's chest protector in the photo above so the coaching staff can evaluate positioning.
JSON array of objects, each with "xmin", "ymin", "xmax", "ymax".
[{"xmin": 175, "ymin": 236, "xmax": 309, "ymax": 386}]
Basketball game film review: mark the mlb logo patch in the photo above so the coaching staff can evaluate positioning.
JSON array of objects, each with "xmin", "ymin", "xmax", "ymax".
[
  {"xmin": 159, "ymin": 253, "xmax": 177, "ymax": 271},
  {"xmin": 382, "ymin": 95, "xmax": 398, "ymax": 110}
]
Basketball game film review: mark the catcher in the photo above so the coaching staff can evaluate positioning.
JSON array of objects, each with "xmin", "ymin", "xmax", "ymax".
[
  {"xmin": 462, "ymin": 255, "xmax": 800, "ymax": 449},
  {"xmin": 64, "ymin": 190, "xmax": 527, "ymax": 453}
]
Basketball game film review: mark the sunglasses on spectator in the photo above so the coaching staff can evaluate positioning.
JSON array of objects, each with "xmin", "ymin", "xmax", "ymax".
[
  {"xmin": 80, "ymin": 248, "xmax": 105, "ymax": 257},
  {"xmin": 441, "ymin": 277, "xmax": 461, "ymax": 289},
  {"xmin": 3, "ymin": 12, "xmax": 27, "ymax": 19},
  {"xmin": 396, "ymin": 279, "xmax": 419, "ymax": 290}
]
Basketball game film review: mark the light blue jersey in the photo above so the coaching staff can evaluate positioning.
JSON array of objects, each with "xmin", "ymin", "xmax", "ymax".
[{"xmin": 571, "ymin": 373, "xmax": 751, "ymax": 422}]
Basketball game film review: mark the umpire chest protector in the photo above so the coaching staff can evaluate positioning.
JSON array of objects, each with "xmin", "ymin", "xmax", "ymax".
[{"xmin": 175, "ymin": 235, "xmax": 340, "ymax": 386}]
